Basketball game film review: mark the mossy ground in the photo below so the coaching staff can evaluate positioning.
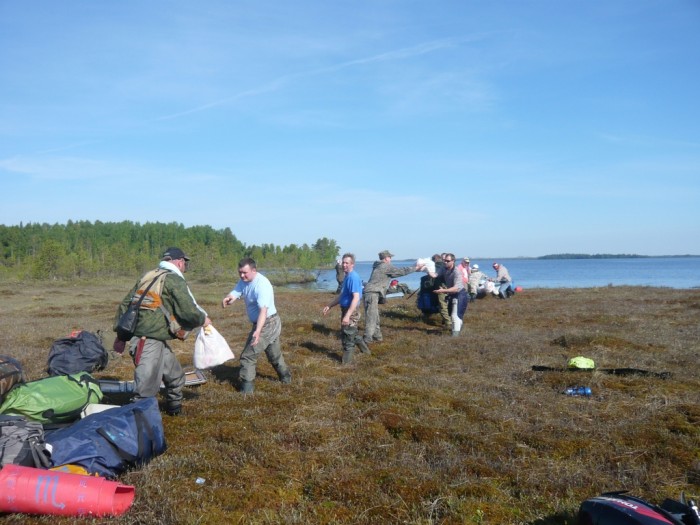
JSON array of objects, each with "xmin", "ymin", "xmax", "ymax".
[{"xmin": 0, "ymin": 280, "xmax": 698, "ymax": 524}]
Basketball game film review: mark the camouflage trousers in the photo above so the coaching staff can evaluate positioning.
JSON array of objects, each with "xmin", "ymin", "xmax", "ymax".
[
  {"xmin": 130, "ymin": 337, "xmax": 185, "ymax": 409},
  {"xmin": 340, "ymin": 306, "xmax": 364, "ymax": 364},
  {"xmin": 362, "ymin": 291, "xmax": 383, "ymax": 343},
  {"xmin": 239, "ymin": 314, "xmax": 290, "ymax": 383},
  {"xmin": 437, "ymin": 289, "xmax": 451, "ymax": 327}
]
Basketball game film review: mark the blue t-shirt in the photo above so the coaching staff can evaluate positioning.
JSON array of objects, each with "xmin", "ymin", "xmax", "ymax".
[
  {"xmin": 340, "ymin": 270, "xmax": 363, "ymax": 308},
  {"xmin": 230, "ymin": 272, "xmax": 277, "ymax": 323}
]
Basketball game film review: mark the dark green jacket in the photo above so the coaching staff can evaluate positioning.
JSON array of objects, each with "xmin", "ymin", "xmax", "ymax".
[{"xmin": 114, "ymin": 269, "xmax": 206, "ymax": 341}]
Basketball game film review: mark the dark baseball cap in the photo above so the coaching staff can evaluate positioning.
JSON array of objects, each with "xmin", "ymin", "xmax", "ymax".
[{"xmin": 162, "ymin": 247, "xmax": 190, "ymax": 261}]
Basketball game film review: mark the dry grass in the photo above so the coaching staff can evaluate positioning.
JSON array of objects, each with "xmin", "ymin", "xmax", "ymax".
[{"xmin": 0, "ymin": 280, "xmax": 699, "ymax": 524}]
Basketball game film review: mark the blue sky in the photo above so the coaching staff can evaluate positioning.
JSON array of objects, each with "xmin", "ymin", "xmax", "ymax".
[{"xmin": 1, "ymin": 1, "xmax": 698, "ymax": 261}]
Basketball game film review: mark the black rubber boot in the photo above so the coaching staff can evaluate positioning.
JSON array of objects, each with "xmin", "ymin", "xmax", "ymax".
[
  {"xmin": 356, "ymin": 338, "xmax": 371, "ymax": 354},
  {"xmin": 166, "ymin": 402, "xmax": 182, "ymax": 416},
  {"xmin": 341, "ymin": 349, "xmax": 355, "ymax": 365}
]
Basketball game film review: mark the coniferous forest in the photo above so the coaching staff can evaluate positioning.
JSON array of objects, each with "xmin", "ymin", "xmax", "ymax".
[{"xmin": 0, "ymin": 221, "xmax": 339, "ymax": 281}]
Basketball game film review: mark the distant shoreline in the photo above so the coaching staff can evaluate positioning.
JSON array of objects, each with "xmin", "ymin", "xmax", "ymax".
[
  {"xmin": 537, "ymin": 253, "xmax": 699, "ymax": 260},
  {"xmin": 389, "ymin": 254, "xmax": 699, "ymax": 263}
]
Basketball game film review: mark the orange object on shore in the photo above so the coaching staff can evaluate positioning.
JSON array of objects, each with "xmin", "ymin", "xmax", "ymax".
[
  {"xmin": 0, "ymin": 464, "xmax": 134, "ymax": 517},
  {"xmin": 515, "ymin": 286, "xmax": 523, "ymax": 292}
]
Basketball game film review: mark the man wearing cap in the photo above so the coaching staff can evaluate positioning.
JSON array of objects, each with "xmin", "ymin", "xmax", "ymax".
[
  {"xmin": 363, "ymin": 250, "xmax": 420, "ymax": 344},
  {"xmin": 115, "ymin": 247, "xmax": 211, "ymax": 416},
  {"xmin": 467, "ymin": 263, "xmax": 488, "ymax": 300},
  {"xmin": 490, "ymin": 262, "xmax": 513, "ymax": 299},
  {"xmin": 222, "ymin": 257, "xmax": 291, "ymax": 393},
  {"xmin": 386, "ymin": 279, "xmax": 412, "ymax": 295}
]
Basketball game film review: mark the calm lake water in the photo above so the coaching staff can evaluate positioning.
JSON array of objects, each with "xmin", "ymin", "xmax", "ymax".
[{"xmin": 301, "ymin": 256, "xmax": 700, "ymax": 292}]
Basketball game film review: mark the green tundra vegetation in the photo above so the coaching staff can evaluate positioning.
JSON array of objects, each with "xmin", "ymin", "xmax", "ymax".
[
  {"xmin": 0, "ymin": 281, "xmax": 698, "ymax": 524},
  {"xmin": 0, "ymin": 221, "xmax": 339, "ymax": 282}
]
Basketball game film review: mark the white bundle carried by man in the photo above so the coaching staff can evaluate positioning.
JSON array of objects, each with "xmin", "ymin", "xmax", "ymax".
[
  {"xmin": 193, "ymin": 324, "xmax": 235, "ymax": 369},
  {"xmin": 416, "ymin": 258, "xmax": 436, "ymax": 276}
]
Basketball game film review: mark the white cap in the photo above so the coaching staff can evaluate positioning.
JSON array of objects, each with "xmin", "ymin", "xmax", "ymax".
[{"xmin": 472, "ymin": 264, "xmax": 479, "ymax": 270}]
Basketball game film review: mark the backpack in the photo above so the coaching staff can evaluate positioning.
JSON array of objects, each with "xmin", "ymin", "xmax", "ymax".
[
  {"xmin": 0, "ymin": 414, "xmax": 51, "ymax": 468},
  {"xmin": 420, "ymin": 274, "xmax": 436, "ymax": 291},
  {"xmin": 579, "ymin": 491, "xmax": 700, "ymax": 525},
  {"xmin": 0, "ymin": 354, "xmax": 25, "ymax": 404},
  {"xmin": 0, "ymin": 372, "xmax": 103, "ymax": 424},
  {"xmin": 47, "ymin": 330, "xmax": 109, "ymax": 376},
  {"xmin": 118, "ymin": 269, "xmax": 190, "ymax": 341},
  {"xmin": 46, "ymin": 397, "xmax": 167, "ymax": 479},
  {"xmin": 417, "ymin": 290, "xmax": 440, "ymax": 314}
]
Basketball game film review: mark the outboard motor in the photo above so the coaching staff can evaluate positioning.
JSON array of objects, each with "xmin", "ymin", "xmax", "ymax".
[{"xmin": 578, "ymin": 491, "xmax": 700, "ymax": 525}]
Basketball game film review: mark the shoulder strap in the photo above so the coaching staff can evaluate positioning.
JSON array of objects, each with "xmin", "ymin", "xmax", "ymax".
[
  {"xmin": 154, "ymin": 274, "xmax": 190, "ymax": 340},
  {"xmin": 29, "ymin": 437, "xmax": 52, "ymax": 468},
  {"xmin": 132, "ymin": 270, "xmax": 170, "ymax": 308}
]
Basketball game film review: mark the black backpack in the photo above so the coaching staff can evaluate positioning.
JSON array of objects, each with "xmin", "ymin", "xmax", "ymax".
[
  {"xmin": 578, "ymin": 491, "xmax": 700, "ymax": 525},
  {"xmin": 47, "ymin": 330, "xmax": 109, "ymax": 376},
  {"xmin": 0, "ymin": 355, "xmax": 25, "ymax": 405}
]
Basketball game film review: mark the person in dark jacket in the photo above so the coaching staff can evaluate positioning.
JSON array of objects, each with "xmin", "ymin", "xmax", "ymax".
[
  {"xmin": 115, "ymin": 247, "xmax": 210, "ymax": 416},
  {"xmin": 433, "ymin": 253, "xmax": 451, "ymax": 327}
]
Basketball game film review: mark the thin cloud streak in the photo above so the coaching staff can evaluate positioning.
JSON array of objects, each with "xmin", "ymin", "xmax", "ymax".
[
  {"xmin": 1, "ymin": 2, "xmax": 698, "ymax": 259},
  {"xmin": 154, "ymin": 36, "xmax": 481, "ymax": 122}
]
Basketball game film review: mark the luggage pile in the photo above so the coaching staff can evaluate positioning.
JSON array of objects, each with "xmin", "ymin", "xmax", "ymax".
[{"xmin": 0, "ymin": 330, "xmax": 167, "ymax": 518}]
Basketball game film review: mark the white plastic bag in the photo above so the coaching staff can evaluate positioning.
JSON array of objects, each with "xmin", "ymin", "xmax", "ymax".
[
  {"xmin": 193, "ymin": 325, "xmax": 235, "ymax": 369},
  {"xmin": 417, "ymin": 257, "xmax": 436, "ymax": 276}
]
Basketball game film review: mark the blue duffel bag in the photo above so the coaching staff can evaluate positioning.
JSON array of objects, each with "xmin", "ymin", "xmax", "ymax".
[{"xmin": 46, "ymin": 397, "xmax": 167, "ymax": 479}]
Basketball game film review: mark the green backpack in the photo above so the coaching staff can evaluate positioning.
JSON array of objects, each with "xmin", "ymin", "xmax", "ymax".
[{"xmin": 0, "ymin": 372, "xmax": 103, "ymax": 424}]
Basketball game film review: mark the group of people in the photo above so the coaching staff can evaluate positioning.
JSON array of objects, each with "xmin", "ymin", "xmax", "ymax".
[
  {"xmin": 113, "ymin": 247, "xmax": 513, "ymax": 415},
  {"xmin": 417, "ymin": 253, "xmax": 471, "ymax": 336},
  {"xmin": 324, "ymin": 250, "xmax": 421, "ymax": 364},
  {"xmin": 464, "ymin": 260, "xmax": 514, "ymax": 300},
  {"xmin": 324, "ymin": 250, "xmax": 515, "ymax": 363}
]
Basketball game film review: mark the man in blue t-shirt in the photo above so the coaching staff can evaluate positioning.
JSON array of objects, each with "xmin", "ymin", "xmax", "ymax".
[
  {"xmin": 322, "ymin": 253, "xmax": 371, "ymax": 364},
  {"xmin": 222, "ymin": 257, "xmax": 291, "ymax": 393}
]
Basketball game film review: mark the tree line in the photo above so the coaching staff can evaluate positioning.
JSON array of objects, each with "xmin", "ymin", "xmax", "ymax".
[{"xmin": 0, "ymin": 221, "xmax": 339, "ymax": 281}]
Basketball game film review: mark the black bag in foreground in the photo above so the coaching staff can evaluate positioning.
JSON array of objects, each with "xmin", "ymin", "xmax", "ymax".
[
  {"xmin": 578, "ymin": 491, "xmax": 700, "ymax": 525},
  {"xmin": 0, "ymin": 355, "xmax": 25, "ymax": 404},
  {"xmin": 47, "ymin": 330, "xmax": 108, "ymax": 376}
]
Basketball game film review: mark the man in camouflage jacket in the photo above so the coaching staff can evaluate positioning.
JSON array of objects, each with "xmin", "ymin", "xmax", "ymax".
[
  {"xmin": 114, "ymin": 247, "xmax": 210, "ymax": 415},
  {"xmin": 362, "ymin": 250, "xmax": 419, "ymax": 345}
]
